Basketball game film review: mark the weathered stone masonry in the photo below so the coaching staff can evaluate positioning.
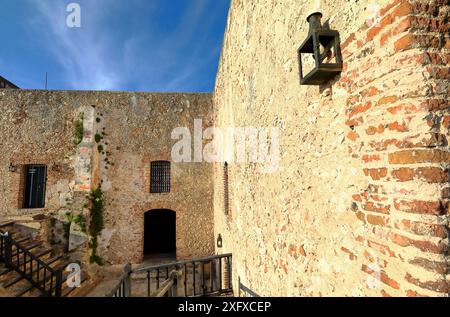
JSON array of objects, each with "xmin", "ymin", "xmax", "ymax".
[
  {"xmin": 213, "ymin": 0, "xmax": 449, "ymax": 297},
  {"xmin": 0, "ymin": 90, "xmax": 215, "ymax": 264},
  {"xmin": 0, "ymin": 0, "xmax": 448, "ymax": 297}
]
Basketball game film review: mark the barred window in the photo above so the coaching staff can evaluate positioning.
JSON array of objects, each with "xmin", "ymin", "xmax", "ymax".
[
  {"xmin": 150, "ymin": 161, "xmax": 171, "ymax": 193},
  {"xmin": 224, "ymin": 162, "xmax": 229, "ymax": 215}
]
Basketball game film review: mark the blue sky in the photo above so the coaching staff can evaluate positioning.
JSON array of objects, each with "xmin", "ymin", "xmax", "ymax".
[{"xmin": 0, "ymin": 0, "xmax": 230, "ymax": 92}]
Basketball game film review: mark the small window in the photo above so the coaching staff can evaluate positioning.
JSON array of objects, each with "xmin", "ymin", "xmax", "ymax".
[
  {"xmin": 150, "ymin": 161, "xmax": 171, "ymax": 193},
  {"xmin": 224, "ymin": 162, "xmax": 230, "ymax": 216},
  {"xmin": 23, "ymin": 165, "xmax": 47, "ymax": 209}
]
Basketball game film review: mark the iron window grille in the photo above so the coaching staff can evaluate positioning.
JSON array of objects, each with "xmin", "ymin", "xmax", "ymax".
[{"xmin": 150, "ymin": 161, "xmax": 171, "ymax": 193}]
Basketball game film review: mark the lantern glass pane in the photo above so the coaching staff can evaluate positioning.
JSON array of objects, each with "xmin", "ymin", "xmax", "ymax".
[
  {"xmin": 300, "ymin": 52, "xmax": 316, "ymax": 78},
  {"xmin": 318, "ymin": 35, "xmax": 337, "ymax": 64}
]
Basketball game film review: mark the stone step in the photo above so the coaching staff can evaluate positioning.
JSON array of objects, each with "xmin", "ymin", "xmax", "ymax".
[
  {"xmin": 61, "ymin": 272, "xmax": 88, "ymax": 297},
  {"xmin": 0, "ymin": 221, "xmax": 15, "ymax": 229}
]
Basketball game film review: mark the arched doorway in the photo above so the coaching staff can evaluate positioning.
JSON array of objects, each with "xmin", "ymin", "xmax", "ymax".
[{"xmin": 144, "ymin": 209, "xmax": 176, "ymax": 258}]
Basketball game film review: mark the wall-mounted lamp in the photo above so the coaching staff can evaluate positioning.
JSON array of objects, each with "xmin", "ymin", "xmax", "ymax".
[
  {"xmin": 8, "ymin": 163, "xmax": 18, "ymax": 173},
  {"xmin": 51, "ymin": 162, "xmax": 62, "ymax": 172},
  {"xmin": 298, "ymin": 12, "xmax": 343, "ymax": 85},
  {"xmin": 217, "ymin": 234, "xmax": 223, "ymax": 248}
]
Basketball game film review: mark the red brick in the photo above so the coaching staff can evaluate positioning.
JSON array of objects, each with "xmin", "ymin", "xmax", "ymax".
[
  {"xmin": 361, "ymin": 86, "xmax": 379, "ymax": 97},
  {"xmin": 361, "ymin": 264, "xmax": 400, "ymax": 289},
  {"xmin": 410, "ymin": 2, "xmax": 439, "ymax": 16},
  {"xmin": 368, "ymin": 240, "xmax": 396, "ymax": 257},
  {"xmin": 299, "ymin": 245, "xmax": 306, "ymax": 257},
  {"xmin": 394, "ymin": 219, "xmax": 447, "ymax": 238},
  {"xmin": 364, "ymin": 168, "xmax": 388, "ymax": 180},
  {"xmin": 347, "ymin": 131, "xmax": 360, "ymax": 142},
  {"xmin": 394, "ymin": 199, "xmax": 449, "ymax": 216},
  {"xmin": 426, "ymin": 66, "xmax": 450, "ymax": 80},
  {"xmin": 409, "ymin": 257, "xmax": 449, "ymax": 275},
  {"xmin": 370, "ymin": 194, "xmax": 388, "ymax": 202},
  {"xmin": 416, "ymin": 167, "xmax": 450, "ymax": 183},
  {"xmin": 355, "ymin": 211, "xmax": 366, "ymax": 223},
  {"xmin": 388, "ymin": 149, "xmax": 450, "ymax": 164},
  {"xmin": 380, "ymin": 0, "xmax": 403, "ymax": 16},
  {"xmin": 380, "ymin": 31, "xmax": 391, "ymax": 46},
  {"xmin": 369, "ymin": 134, "xmax": 448, "ymax": 151},
  {"xmin": 443, "ymin": 116, "xmax": 450, "ymax": 129},
  {"xmin": 389, "ymin": 232, "xmax": 446, "ymax": 254},
  {"xmin": 442, "ymin": 187, "xmax": 450, "ymax": 199},
  {"xmin": 392, "ymin": 168, "xmax": 414, "ymax": 181},
  {"xmin": 362, "ymin": 154, "xmax": 381, "ymax": 163},
  {"xmin": 394, "ymin": 34, "xmax": 414, "ymax": 52},
  {"xmin": 363, "ymin": 201, "xmax": 390, "ymax": 214},
  {"xmin": 341, "ymin": 33, "xmax": 355, "ymax": 51},
  {"xmin": 341, "ymin": 246, "xmax": 357, "ymax": 260},
  {"xmin": 366, "ymin": 27, "xmax": 382, "ymax": 41},
  {"xmin": 348, "ymin": 102, "xmax": 372, "ymax": 117},
  {"xmin": 378, "ymin": 95, "xmax": 398, "ymax": 106},
  {"xmin": 386, "ymin": 103, "xmax": 425, "ymax": 115},
  {"xmin": 394, "ymin": 199, "xmax": 447, "ymax": 216},
  {"xmin": 390, "ymin": 1, "xmax": 411, "ymax": 20},
  {"xmin": 395, "ymin": 15, "xmax": 413, "ymax": 33},
  {"xmin": 405, "ymin": 273, "xmax": 450, "ymax": 293},
  {"xmin": 406, "ymin": 289, "xmax": 428, "ymax": 297},
  {"xmin": 381, "ymin": 290, "xmax": 392, "ymax": 297},
  {"xmin": 367, "ymin": 214, "xmax": 388, "ymax": 226},
  {"xmin": 347, "ymin": 94, "xmax": 361, "ymax": 106},
  {"xmin": 345, "ymin": 117, "xmax": 364, "ymax": 127},
  {"xmin": 366, "ymin": 124, "xmax": 385, "ymax": 135},
  {"xmin": 388, "ymin": 121, "xmax": 408, "ymax": 132}
]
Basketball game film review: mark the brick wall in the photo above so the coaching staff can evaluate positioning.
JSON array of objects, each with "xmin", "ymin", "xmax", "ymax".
[
  {"xmin": 344, "ymin": 0, "xmax": 449, "ymax": 296},
  {"xmin": 213, "ymin": 0, "xmax": 449, "ymax": 296}
]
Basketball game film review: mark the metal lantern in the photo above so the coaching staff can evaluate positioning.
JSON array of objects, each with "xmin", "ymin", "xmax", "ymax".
[
  {"xmin": 217, "ymin": 234, "xmax": 223, "ymax": 248},
  {"xmin": 51, "ymin": 162, "xmax": 62, "ymax": 172},
  {"xmin": 8, "ymin": 163, "xmax": 18, "ymax": 173},
  {"xmin": 298, "ymin": 12, "xmax": 343, "ymax": 85}
]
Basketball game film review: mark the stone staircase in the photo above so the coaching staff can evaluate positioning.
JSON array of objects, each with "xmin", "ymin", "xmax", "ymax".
[{"xmin": 0, "ymin": 220, "xmax": 92, "ymax": 297}]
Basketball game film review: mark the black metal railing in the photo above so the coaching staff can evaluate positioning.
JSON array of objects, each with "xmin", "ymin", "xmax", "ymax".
[
  {"xmin": 1, "ymin": 234, "xmax": 63, "ymax": 297},
  {"xmin": 150, "ymin": 269, "xmax": 182, "ymax": 297},
  {"xmin": 109, "ymin": 253, "xmax": 233, "ymax": 297},
  {"xmin": 0, "ymin": 233, "xmax": 5, "ymax": 263},
  {"xmin": 107, "ymin": 263, "xmax": 132, "ymax": 297},
  {"xmin": 238, "ymin": 277, "xmax": 260, "ymax": 297}
]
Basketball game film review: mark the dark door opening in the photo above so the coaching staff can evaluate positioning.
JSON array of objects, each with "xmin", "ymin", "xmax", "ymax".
[
  {"xmin": 23, "ymin": 165, "xmax": 47, "ymax": 209},
  {"xmin": 144, "ymin": 209, "xmax": 176, "ymax": 257}
]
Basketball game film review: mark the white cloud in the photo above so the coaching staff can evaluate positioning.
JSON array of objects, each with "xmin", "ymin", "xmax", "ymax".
[
  {"xmin": 26, "ymin": 0, "xmax": 228, "ymax": 92},
  {"xmin": 29, "ymin": 0, "xmax": 123, "ymax": 90}
]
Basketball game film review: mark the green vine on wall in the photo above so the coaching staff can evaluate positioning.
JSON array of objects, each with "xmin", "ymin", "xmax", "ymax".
[
  {"xmin": 95, "ymin": 133, "xmax": 103, "ymax": 143},
  {"xmin": 65, "ymin": 212, "xmax": 87, "ymax": 233},
  {"xmin": 89, "ymin": 187, "xmax": 105, "ymax": 265},
  {"xmin": 73, "ymin": 113, "xmax": 84, "ymax": 146}
]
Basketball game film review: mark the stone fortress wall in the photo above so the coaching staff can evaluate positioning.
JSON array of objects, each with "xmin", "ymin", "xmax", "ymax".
[
  {"xmin": 213, "ymin": 0, "xmax": 449, "ymax": 296},
  {"xmin": 0, "ymin": 90, "xmax": 215, "ymax": 264}
]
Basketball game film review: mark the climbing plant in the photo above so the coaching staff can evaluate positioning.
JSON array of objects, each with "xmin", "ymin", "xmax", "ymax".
[
  {"xmin": 89, "ymin": 187, "xmax": 104, "ymax": 265},
  {"xmin": 73, "ymin": 113, "xmax": 84, "ymax": 146}
]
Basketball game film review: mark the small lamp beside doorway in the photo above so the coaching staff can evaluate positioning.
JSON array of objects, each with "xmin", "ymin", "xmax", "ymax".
[
  {"xmin": 8, "ymin": 163, "xmax": 18, "ymax": 173},
  {"xmin": 217, "ymin": 234, "xmax": 223, "ymax": 248}
]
